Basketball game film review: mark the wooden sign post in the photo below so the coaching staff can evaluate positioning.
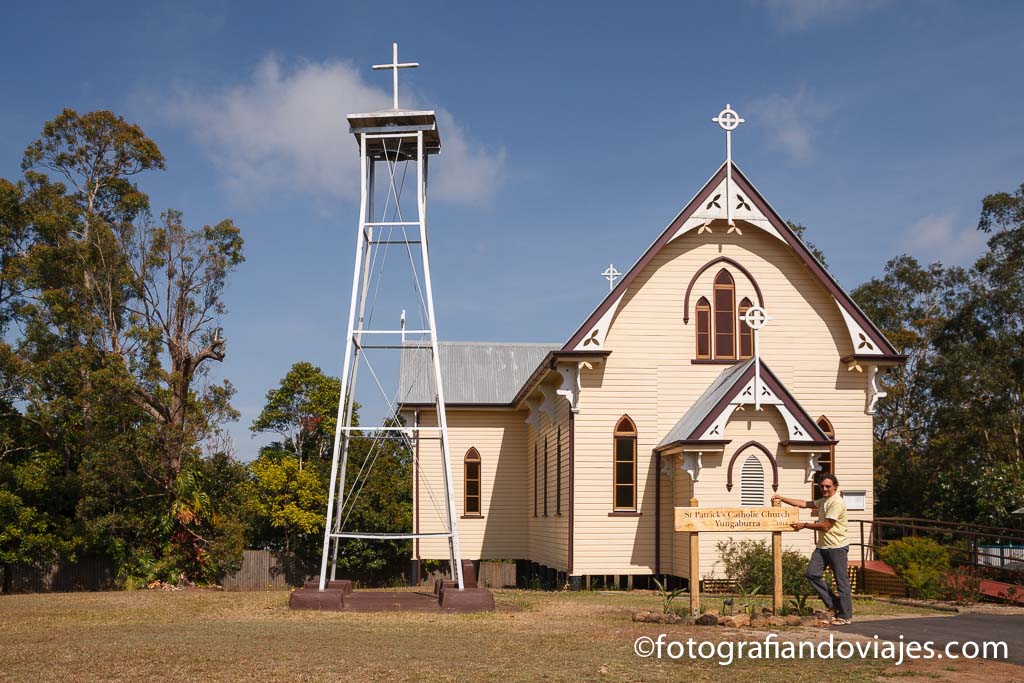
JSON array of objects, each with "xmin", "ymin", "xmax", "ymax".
[
  {"xmin": 675, "ymin": 503, "xmax": 798, "ymax": 615},
  {"xmin": 772, "ymin": 498, "xmax": 783, "ymax": 614},
  {"xmin": 688, "ymin": 497, "xmax": 700, "ymax": 617}
]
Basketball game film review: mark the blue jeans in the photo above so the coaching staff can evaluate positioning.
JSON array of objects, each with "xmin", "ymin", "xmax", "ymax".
[{"xmin": 806, "ymin": 546, "xmax": 852, "ymax": 619}]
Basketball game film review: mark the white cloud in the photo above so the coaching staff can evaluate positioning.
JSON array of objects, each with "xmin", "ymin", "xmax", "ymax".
[
  {"xmin": 758, "ymin": 0, "xmax": 889, "ymax": 31},
  {"xmin": 163, "ymin": 55, "xmax": 504, "ymax": 205},
  {"xmin": 432, "ymin": 110, "xmax": 506, "ymax": 204},
  {"xmin": 900, "ymin": 213, "xmax": 987, "ymax": 265},
  {"xmin": 746, "ymin": 89, "xmax": 832, "ymax": 164}
]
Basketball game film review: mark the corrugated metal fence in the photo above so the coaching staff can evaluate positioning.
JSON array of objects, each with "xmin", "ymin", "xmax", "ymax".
[{"xmin": 221, "ymin": 550, "xmax": 315, "ymax": 591}]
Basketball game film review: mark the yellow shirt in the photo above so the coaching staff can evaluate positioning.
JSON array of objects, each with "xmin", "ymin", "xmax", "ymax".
[{"xmin": 815, "ymin": 493, "xmax": 848, "ymax": 549}]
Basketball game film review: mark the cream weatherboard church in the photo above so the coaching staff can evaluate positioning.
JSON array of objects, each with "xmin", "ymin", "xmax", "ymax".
[{"xmin": 399, "ymin": 106, "xmax": 902, "ymax": 590}]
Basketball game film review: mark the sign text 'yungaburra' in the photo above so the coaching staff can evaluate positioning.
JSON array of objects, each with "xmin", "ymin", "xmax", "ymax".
[{"xmin": 674, "ymin": 507, "xmax": 799, "ymax": 532}]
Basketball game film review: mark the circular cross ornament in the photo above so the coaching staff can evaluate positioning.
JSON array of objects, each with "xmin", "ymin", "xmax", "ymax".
[
  {"xmin": 713, "ymin": 104, "xmax": 745, "ymax": 131},
  {"xmin": 741, "ymin": 305, "xmax": 769, "ymax": 330}
]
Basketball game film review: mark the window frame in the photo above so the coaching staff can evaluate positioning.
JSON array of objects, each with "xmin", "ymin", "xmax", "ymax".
[
  {"xmin": 612, "ymin": 416, "xmax": 638, "ymax": 511},
  {"xmin": 738, "ymin": 296, "xmax": 754, "ymax": 360},
  {"xmin": 543, "ymin": 435, "xmax": 549, "ymax": 517},
  {"xmin": 463, "ymin": 447, "xmax": 482, "ymax": 517},
  {"xmin": 533, "ymin": 443, "xmax": 538, "ymax": 517},
  {"xmin": 556, "ymin": 426, "xmax": 562, "ymax": 515},
  {"xmin": 695, "ymin": 296, "xmax": 712, "ymax": 360},
  {"xmin": 713, "ymin": 269, "xmax": 737, "ymax": 360},
  {"xmin": 813, "ymin": 416, "xmax": 836, "ymax": 500}
]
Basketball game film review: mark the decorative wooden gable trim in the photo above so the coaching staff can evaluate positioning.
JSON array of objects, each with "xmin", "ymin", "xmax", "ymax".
[
  {"xmin": 561, "ymin": 163, "xmax": 900, "ymax": 358},
  {"xmin": 656, "ymin": 360, "xmax": 833, "ymax": 455},
  {"xmin": 690, "ymin": 361, "xmax": 833, "ymax": 445}
]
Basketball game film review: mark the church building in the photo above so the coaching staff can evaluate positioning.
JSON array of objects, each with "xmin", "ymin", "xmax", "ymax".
[{"xmin": 399, "ymin": 106, "xmax": 903, "ymax": 589}]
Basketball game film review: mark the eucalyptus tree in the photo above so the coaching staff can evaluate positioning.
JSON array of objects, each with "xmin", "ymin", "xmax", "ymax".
[
  {"xmin": 854, "ymin": 184, "xmax": 1024, "ymax": 525},
  {"xmin": 2, "ymin": 109, "xmax": 245, "ymax": 581}
]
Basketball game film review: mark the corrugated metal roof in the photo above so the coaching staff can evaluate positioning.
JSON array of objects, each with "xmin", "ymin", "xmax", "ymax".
[
  {"xmin": 658, "ymin": 359, "xmax": 755, "ymax": 446},
  {"xmin": 399, "ymin": 342, "xmax": 560, "ymax": 406}
]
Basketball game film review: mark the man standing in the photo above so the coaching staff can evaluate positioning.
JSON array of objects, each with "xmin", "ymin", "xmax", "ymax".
[{"xmin": 772, "ymin": 473, "xmax": 852, "ymax": 624}]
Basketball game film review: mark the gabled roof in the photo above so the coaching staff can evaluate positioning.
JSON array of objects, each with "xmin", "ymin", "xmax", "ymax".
[
  {"xmin": 398, "ymin": 342, "xmax": 559, "ymax": 406},
  {"xmin": 656, "ymin": 358, "xmax": 833, "ymax": 451},
  {"xmin": 658, "ymin": 360, "xmax": 755, "ymax": 446},
  {"xmin": 562, "ymin": 162, "xmax": 900, "ymax": 358}
]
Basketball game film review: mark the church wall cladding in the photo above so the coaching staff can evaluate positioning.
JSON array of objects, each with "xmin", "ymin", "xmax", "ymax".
[
  {"xmin": 573, "ymin": 224, "xmax": 874, "ymax": 579},
  {"xmin": 414, "ymin": 409, "xmax": 530, "ymax": 563},
  {"xmin": 694, "ymin": 410, "xmax": 818, "ymax": 578},
  {"xmin": 525, "ymin": 393, "xmax": 572, "ymax": 572}
]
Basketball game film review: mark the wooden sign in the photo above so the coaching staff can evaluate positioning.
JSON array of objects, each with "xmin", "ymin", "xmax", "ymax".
[{"xmin": 674, "ymin": 506, "xmax": 799, "ymax": 532}]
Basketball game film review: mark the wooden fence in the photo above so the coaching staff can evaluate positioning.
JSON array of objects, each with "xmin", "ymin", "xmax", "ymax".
[
  {"xmin": 2, "ymin": 556, "xmax": 117, "ymax": 594},
  {"xmin": 478, "ymin": 561, "xmax": 516, "ymax": 588},
  {"xmin": 3, "ymin": 552, "xmax": 514, "ymax": 594},
  {"xmin": 220, "ymin": 550, "xmax": 315, "ymax": 591}
]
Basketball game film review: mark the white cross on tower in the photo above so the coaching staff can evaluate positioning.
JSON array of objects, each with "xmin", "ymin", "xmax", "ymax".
[
  {"xmin": 712, "ymin": 104, "xmax": 745, "ymax": 227},
  {"xmin": 602, "ymin": 264, "xmax": 621, "ymax": 291},
  {"xmin": 741, "ymin": 305, "xmax": 770, "ymax": 410},
  {"xmin": 372, "ymin": 42, "xmax": 420, "ymax": 110}
]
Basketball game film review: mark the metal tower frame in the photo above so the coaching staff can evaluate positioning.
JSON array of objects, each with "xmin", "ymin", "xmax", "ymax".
[{"xmin": 317, "ymin": 45, "xmax": 463, "ymax": 591}]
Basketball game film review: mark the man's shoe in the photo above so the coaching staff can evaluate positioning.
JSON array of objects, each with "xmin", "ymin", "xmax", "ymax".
[{"xmin": 830, "ymin": 617, "xmax": 852, "ymax": 625}]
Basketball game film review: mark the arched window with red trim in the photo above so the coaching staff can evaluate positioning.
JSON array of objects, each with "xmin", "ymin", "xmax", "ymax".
[
  {"xmin": 738, "ymin": 297, "xmax": 754, "ymax": 360},
  {"xmin": 714, "ymin": 269, "xmax": 736, "ymax": 359},
  {"xmin": 465, "ymin": 448, "xmax": 481, "ymax": 516},
  {"xmin": 695, "ymin": 296, "xmax": 712, "ymax": 360},
  {"xmin": 813, "ymin": 417, "xmax": 835, "ymax": 500},
  {"xmin": 613, "ymin": 416, "xmax": 637, "ymax": 510}
]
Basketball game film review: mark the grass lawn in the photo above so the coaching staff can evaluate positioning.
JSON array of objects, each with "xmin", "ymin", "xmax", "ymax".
[{"xmin": 0, "ymin": 588, "xmax": 988, "ymax": 682}]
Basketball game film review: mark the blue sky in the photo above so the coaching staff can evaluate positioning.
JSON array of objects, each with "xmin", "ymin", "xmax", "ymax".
[{"xmin": 2, "ymin": 1, "xmax": 1022, "ymax": 457}]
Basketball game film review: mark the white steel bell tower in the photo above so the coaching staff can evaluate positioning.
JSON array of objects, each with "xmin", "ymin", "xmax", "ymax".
[{"xmin": 317, "ymin": 42, "xmax": 464, "ymax": 590}]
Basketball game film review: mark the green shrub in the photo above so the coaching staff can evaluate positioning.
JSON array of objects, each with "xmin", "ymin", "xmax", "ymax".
[
  {"xmin": 715, "ymin": 539, "xmax": 814, "ymax": 610},
  {"xmin": 879, "ymin": 538, "xmax": 950, "ymax": 599}
]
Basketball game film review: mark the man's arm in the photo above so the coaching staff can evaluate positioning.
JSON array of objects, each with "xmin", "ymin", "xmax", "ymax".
[{"xmin": 771, "ymin": 494, "xmax": 816, "ymax": 510}]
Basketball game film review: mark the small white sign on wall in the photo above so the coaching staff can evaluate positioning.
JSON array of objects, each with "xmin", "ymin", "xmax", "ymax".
[{"xmin": 843, "ymin": 491, "xmax": 866, "ymax": 511}]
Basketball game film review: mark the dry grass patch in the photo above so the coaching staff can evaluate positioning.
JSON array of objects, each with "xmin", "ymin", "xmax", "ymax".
[{"xmin": 0, "ymin": 589, "xmax": 970, "ymax": 682}]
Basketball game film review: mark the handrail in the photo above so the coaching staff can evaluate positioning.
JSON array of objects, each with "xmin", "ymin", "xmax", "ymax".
[
  {"xmin": 873, "ymin": 520, "xmax": 1024, "ymax": 545},
  {"xmin": 874, "ymin": 517, "xmax": 1024, "ymax": 539},
  {"xmin": 850, "ymin": 519, "xmax": 1024, "ymax": 578}
]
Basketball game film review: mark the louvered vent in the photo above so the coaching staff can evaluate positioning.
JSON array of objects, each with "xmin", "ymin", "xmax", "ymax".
[{"xmin": 740, "ymin": 454, "xmax": 764, "ymax": 507}]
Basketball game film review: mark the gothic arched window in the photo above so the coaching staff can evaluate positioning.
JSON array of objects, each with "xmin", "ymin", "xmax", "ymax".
[
  {"xmin": 740, "ymin": 454, "xmax": 765, "ymax": 507},
  {"xmin": 695, "ymin": 296, "xmax": 712, "ymax": 360},
  {"xmin": 813, "ymin": 417, "xmax": 836, "ymax": 500},
  {"xmin": 738, "ymin": 297, "xmax": 754, "ymax": 360},
  {"xmin": 464, "ymin": 448, "xmax": 481, "ymax": 516},
  {"xmin": 556, "ymin": 426, "xmax": 562, "ymax": 515},
  {"xmin": 613, "ymin": 416, "xmax": 637, "ymax": 511},
  {"xmin": 544, "ymin": 436, "xmax": 549, "ymax": 517},
  {"xmin": 533, "ymin": 443, "xmax": 538, "ymax": 517},
  {"xmin": 714, "ymin": 269, "xmax": 736, "ymax": 360}
]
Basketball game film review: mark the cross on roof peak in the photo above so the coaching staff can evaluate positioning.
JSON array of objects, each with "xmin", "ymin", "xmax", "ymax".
[
  {"xmin": 602, "ymin": 263, "xmax": 621, "ymax": 291},
  {"xmin": 372, "ymin": 42, "xmax": 420, "ymax": 110},
  {"xmin": 711, "ymin": 103, "xmax": 746, "ymax": 226}
]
